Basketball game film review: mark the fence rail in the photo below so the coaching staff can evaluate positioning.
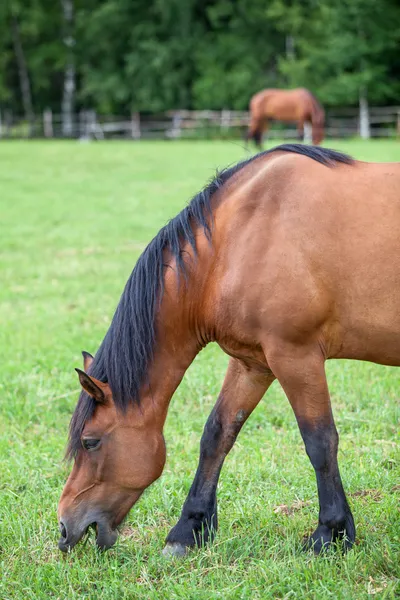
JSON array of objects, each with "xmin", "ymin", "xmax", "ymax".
[{"xmin": 0, "ymin": 106, "xmax": 399, "ymax": 140}]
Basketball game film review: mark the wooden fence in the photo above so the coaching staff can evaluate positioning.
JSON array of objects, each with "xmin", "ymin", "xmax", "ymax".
[{"xmin": 0, "ymin": 106, "xmax": 399, "ymax": 140}]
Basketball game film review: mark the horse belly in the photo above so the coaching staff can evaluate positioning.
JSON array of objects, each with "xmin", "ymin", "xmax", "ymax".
[{"xmin": 265, "ymin": 94, "xmax": 305, "ymax": 122}]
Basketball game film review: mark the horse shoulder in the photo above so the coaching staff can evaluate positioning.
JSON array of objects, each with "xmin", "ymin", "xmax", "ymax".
[{"xmin": 208, "ymin": 155, "xmax": 334, "ymax": 349}]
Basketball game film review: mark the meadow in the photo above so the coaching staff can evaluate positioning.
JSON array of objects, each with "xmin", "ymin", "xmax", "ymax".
[{"xmin": 0, "ymin": 139, "xmax": 399, "ymax": 599}]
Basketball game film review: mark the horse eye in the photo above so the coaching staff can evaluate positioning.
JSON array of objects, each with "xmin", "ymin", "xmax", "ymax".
[{"xmin": 82, "ymin": 438, "xmax": 101, "ymax": 451}]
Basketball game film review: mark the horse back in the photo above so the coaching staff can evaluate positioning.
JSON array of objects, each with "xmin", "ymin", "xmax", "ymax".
[{"xmin": 250, "ymin": 88, "xmax": 314, "ymax": 122}]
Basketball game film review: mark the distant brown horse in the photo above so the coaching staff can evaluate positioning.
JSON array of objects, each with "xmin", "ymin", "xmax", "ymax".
[
  {"xmin": 59, "ymin": 144, "xmax": 399, "ymax": 558},
  {"xmin": 246, "ymin": 88, "xmax": 325, "ymax": 148}
]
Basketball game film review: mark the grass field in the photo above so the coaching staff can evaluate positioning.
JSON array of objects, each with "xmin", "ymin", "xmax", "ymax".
[{"xmin": 0, "ymin": 139, "xmax": 399, "ymax": 599}]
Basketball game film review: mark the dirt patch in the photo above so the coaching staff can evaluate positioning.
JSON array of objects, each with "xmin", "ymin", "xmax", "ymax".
[
  {"xmin": 273, "ymin": 499, "xmax": 312, "ymax": 516},
  {"xmin": 350, "ymin": 489, "xmax": 383, "ymax": 501}
]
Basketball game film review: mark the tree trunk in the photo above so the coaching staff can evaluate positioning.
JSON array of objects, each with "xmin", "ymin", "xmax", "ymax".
[
  {"xmin": 11, "ymin": 14, "xmax": 34, "ymax": 135},
  {"xmin": 359, "ymin": 88, "xmax": 370, "ymax": 139},
  {"xmin": 285, "ymin": 35, "xmax": 295, "ymax": 60},
  {"xmin": 61, "ymin": 0, "xmax": 75, "ymax": 137}
]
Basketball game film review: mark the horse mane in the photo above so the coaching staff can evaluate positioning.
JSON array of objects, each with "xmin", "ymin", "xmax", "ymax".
[{"xmin": 67, "ymin": 143, "xmax": 353, "ymax": 458}]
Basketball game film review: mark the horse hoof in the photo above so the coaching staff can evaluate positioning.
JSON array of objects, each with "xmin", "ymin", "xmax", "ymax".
[{"xmin": 162, "ymin": 543, "xmax": 188, "ymax": 558}]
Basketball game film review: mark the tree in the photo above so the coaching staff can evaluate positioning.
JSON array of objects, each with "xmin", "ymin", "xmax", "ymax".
[
  {"xmin": 0, "ymin": 0, "xmax": 399, "ymax": 118},
  {"xmin": 269, "ymin": 0, "xmax": 400, "ymax": 107},
  {"xmin": 10, "ymin": 8, "xmax": 34, "ymax": 131},
  {"xmin": 61, "ymin": 0, "xmax": 75, "ymax": 136}
]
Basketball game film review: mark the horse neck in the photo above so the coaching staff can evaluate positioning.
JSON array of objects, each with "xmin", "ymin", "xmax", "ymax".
[{"xmin": 135, "ymin": 236, "xmax": 214, "ymax": 430}]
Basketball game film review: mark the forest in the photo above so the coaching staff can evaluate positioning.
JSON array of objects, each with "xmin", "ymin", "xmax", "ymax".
[{"xmin": 1, "ymin": 0, "xmax": 400, "ymax": 124}]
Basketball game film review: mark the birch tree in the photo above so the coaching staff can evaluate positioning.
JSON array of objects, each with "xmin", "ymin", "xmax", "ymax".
[
  {"xmin": 61, "ymin": 0, "xmax": 75, "ymax": 136},
  {"xmin": 10, "ymin": 10, "xmax": 34, "ymax": 133}
]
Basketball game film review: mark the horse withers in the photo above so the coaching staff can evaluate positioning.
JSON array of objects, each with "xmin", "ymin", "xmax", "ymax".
[
  {"xmin": 58, "ymin": 144, "xmax": 399, "ymax": 556},
  {"xmin": 246, "ymin": 88, "xmax": 325, "ymax": 149}
]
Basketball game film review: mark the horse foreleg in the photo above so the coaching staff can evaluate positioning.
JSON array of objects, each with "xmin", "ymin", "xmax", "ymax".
[
  {"xmin": 246, "ymin": 117, "xmax": 267, "ymax": 151},
  {"xmin": 267, "ymin": 344, "xmax": 355, "ymax": 553},
  {"xmin": 163, "ymin": 358, "xmax": 274, "ymax": 557}
]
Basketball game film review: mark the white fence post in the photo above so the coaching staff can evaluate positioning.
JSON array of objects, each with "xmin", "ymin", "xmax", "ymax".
[
  {"xmin": 303, "ymin": 122, "xmax": 312, "ymax": 144},
  {"xmin": 43, "ymin": 108, "xmax": 53, "ymax": 137},
  {"xmin": 170, "ymin": 111, "xmax": 182, "ymax": 138},
  {"xmin": 79, "ymin": 110, "xmax": 91, "ymax": 140},
  {"xmin": 220, "ymin": 109, "xmax": 231, "ymax": 132},
  {"xmin": 359, "ymin": 90, "xmax": 370, "ymax": 139},
  {"xmin": 79, "ymin": 110, "xmax": 84, "ymax": 138},
  {"xmin": 5, "ymin": 110, "xmax": 12, "ymax": 137},
  {"xmin": 131, "ymin": 112, "xmax": 141, "ymax": 139}
]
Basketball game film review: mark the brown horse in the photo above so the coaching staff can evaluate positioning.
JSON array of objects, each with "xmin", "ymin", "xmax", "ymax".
[
  {"xmin": 246, "ymin": 88, "xmax": 325, "ymax": 148},
  {"xmin": 58, "ymin": 144, "xmax": 399, "ymax": 557}
]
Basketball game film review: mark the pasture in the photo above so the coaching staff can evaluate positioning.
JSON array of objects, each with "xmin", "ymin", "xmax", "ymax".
[{"xmin": 0, "ymin": 139, "xmax": 399, "ymax": 598}]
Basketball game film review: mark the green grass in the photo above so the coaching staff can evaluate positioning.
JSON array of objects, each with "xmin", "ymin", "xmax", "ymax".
[{"xmin": 0, "ymin": 139, "xmax": 399, "ymax": 599}]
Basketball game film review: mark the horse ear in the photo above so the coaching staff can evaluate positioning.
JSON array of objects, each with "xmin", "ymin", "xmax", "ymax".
[
  {"xmin": 82, "ymin": 351, "xmax": 94, "ymax": 371},
  {"xmin": 75, "ymin": 368, "xmax": 106, "ymax": 403}
]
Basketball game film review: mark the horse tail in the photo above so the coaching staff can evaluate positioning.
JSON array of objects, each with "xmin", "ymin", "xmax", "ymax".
[{"xmin": 308, "ymin": 92, "xmax": 325, "ymax": 144}]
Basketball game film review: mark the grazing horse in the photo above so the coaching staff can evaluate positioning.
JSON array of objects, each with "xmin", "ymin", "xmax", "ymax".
[
  {"xmin": 58, "ymin": 144, "xmax": 400, "ymax": 557},
  {"xmin": 246, "ymin": 88, "xmax": 325, "ymax": 148}
]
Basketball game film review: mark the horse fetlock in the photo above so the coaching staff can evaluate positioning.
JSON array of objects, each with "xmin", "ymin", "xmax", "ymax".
[
  {"xmin": 304, "ymin": 512, "xmax": 355, "ymax": 554},
  {"xmin": 319, "ymin": 496, "xmax": 354, "ymax": 531},
  {"xmin": 166, "ymin": 509, "xmax": 217, "ymax": 548},
  {"xmin": 304, "ymin": 524, "xmax": 335, "ymax": 554},
  {"xmin": 319, "ymin": 507, "xmax": 346, "ymax": 531}
]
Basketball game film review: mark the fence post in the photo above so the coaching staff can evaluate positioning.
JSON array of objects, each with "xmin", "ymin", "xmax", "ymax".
[
  {"xmin": 93, "ymin": 110, "xmax": 104, "ymax": 140},
  {"xmin": 79, "ymin": 110, "xmax": 90, "ymax": 140},
  {"xmin": 4, "ymin": 110, "xmax": 12, "ymax": 137},
  {"xmin": 43, "ymin": 108, "xmax": 53, "ymax": 137},
  {"xmin": 87, "ymin": 110, "xmax": 96, "ymax": 139},
  {"xmin": 86, "ymin": 111, "xmax": 92, "ymax": 139},
  {"xmin": 131, "ymin": 112, "xmax": 141, "ymax": 139},
  {"xmin": 170, "ymin": 111, "xmax": 182, "ymax": 138},
  {"xmin": 303, "ymin": 122, "xmax": 312, "ymax": 144},
  {"xmin": 359, "ymin": 90, "xmax": 370, "ymax": 139},
  {"xmin": 220, "ymin": 109, "xmax": 231, "ymax": 132},
  {"xmin": 79, "ymin": 110, "xmax": 84, "ymax": 138},
  {"xmin": 397, "ymin": 111, "xmax": 400, "ymax": 138},
  {"xmin": 0, "ymin": 110, "xmax": 2, "ymax": 138}
]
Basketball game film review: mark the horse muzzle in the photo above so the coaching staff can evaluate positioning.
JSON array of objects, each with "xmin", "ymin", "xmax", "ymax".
[{"xmin": 58, "ymin": 514, "xmax": 118, "ymax": 552}]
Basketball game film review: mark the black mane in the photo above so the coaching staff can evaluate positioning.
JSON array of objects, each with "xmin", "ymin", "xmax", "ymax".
[{"xmin": 67, "ymin": 144, "xmax": 353, "ymax": 458}]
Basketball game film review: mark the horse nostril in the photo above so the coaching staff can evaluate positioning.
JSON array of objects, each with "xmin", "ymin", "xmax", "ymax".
[{"xmin": 59, "ymin": 521, "xmax": 67, "ymax": 539}]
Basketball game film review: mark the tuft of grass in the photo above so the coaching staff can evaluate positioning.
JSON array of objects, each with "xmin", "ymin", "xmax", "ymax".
[{"xmin": 0, "ymin": 139, "xmax": 399, "ymax": 599}]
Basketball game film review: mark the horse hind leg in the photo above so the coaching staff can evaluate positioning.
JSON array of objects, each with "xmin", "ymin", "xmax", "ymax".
[
  {"xmin": 267, "ymin": 343, "xmax": 355, "ymax": 553},
  {"xmin": 163, "ymin": 358, "xmax": 274, "ymax": 557}
]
